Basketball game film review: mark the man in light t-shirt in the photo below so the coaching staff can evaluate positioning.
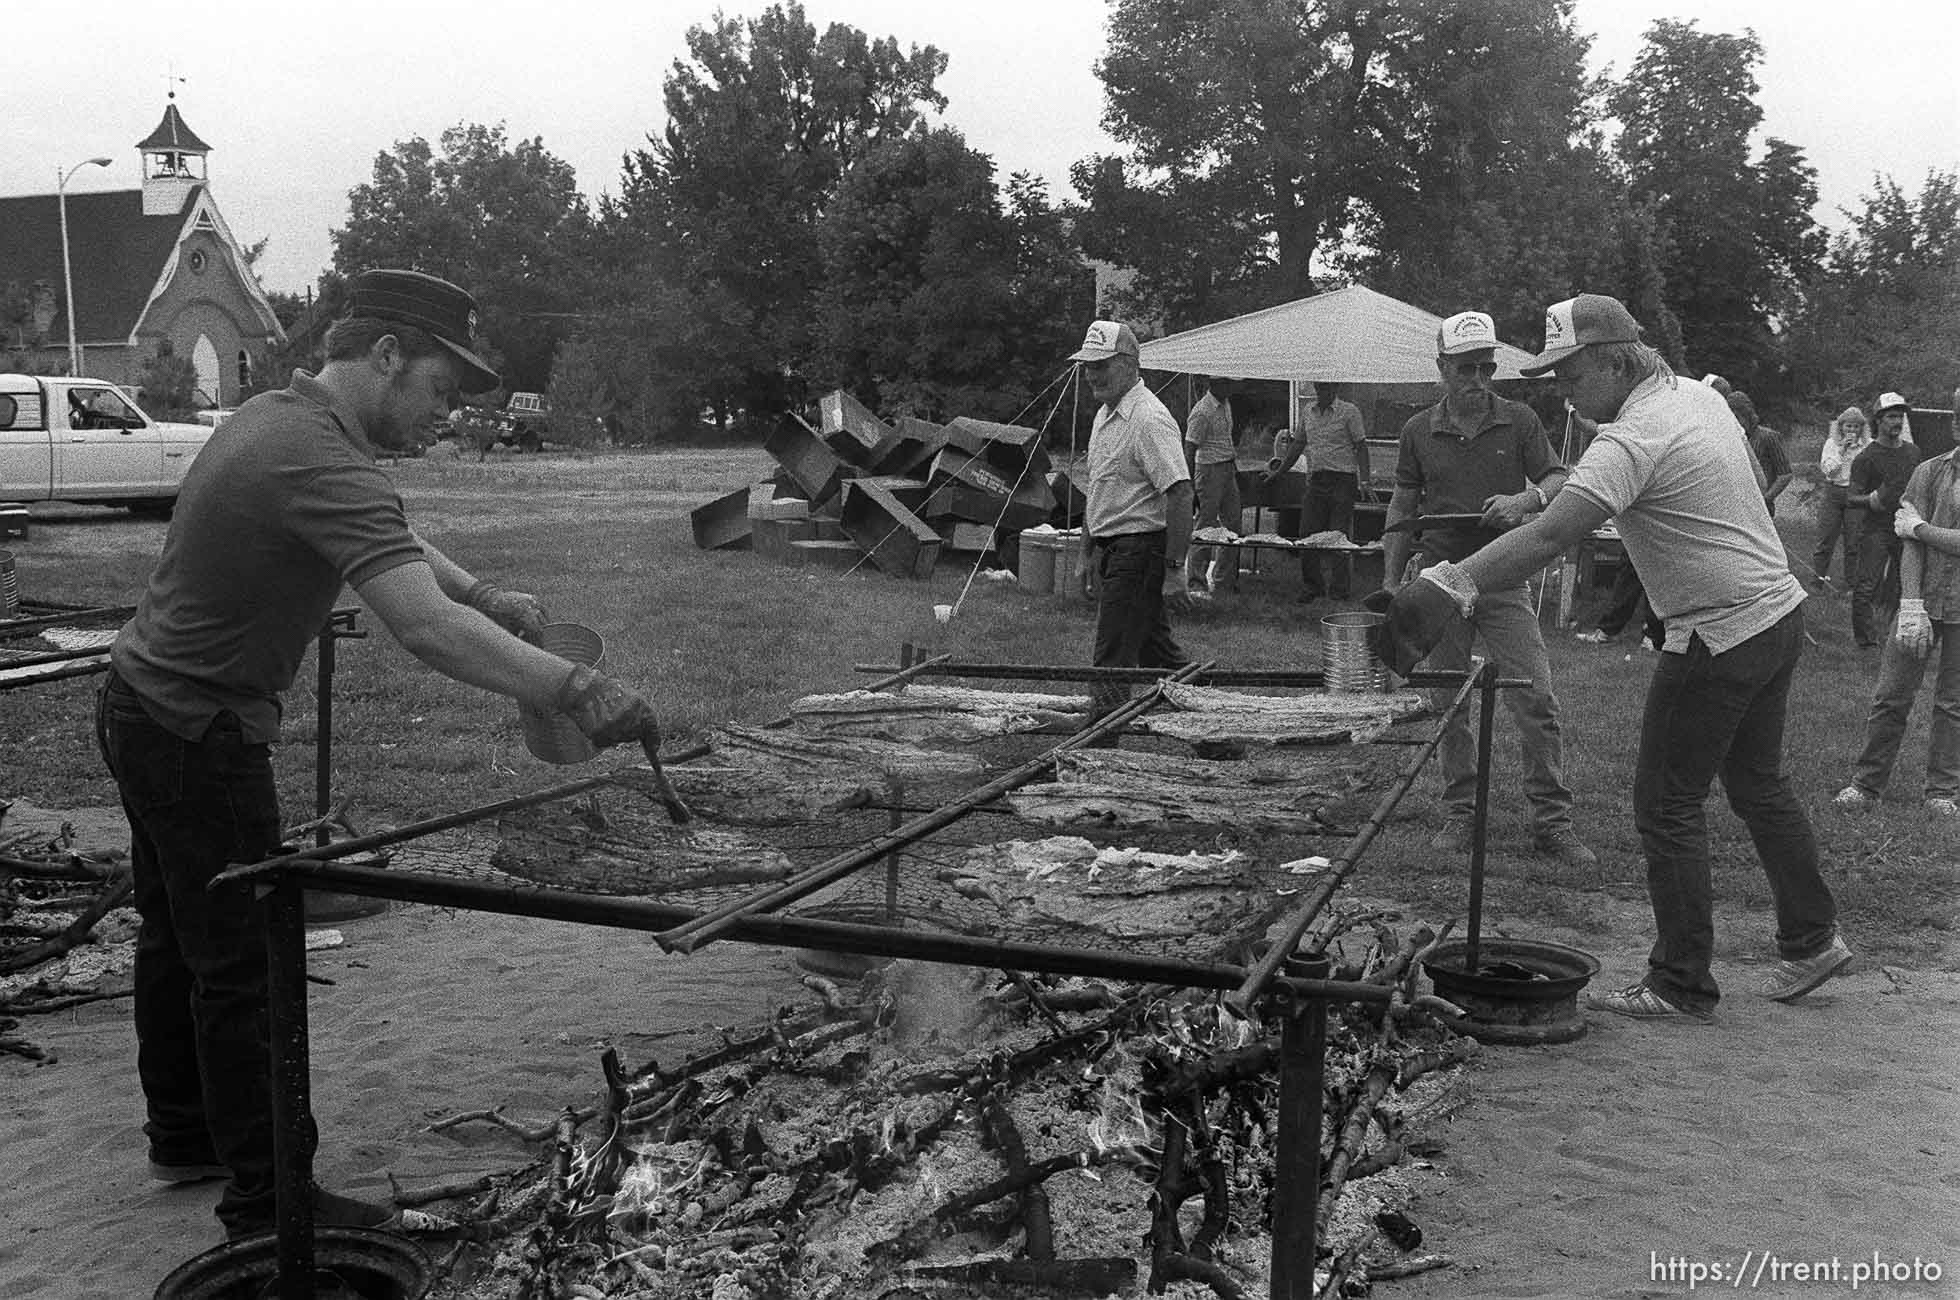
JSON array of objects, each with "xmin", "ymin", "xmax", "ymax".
[{"xmin": 1377, "ymin": 293, "xmax": 1851, "ymax": 1023}]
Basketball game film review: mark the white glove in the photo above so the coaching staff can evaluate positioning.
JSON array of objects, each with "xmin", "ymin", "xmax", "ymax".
[
  {"xmin": 1895, "ymin": 599, "xmax": 1933, "ymax": 658},
  {"xmin": 1895, "ymin": 500, "xmax": 1927, "ymax": 540},
  {"xmin": 1416, "ymin": 560, "xmax": 1480, "ymax": 618}
]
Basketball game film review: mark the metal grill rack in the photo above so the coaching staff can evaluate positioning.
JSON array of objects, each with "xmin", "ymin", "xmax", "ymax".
[{"xmin": 202, "ymin": 635, "xmax": 1521, "ymax": 1299}]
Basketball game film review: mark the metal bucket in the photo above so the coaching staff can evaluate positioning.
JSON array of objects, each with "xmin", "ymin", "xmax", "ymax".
[
  {"xmin": 520, "ymin": 622, "xmax": 607, "ymax": 765},
  {"xmin": 1017, "ymin": 532, "xmax": 1056, "ymax": 594},
  {"xmin": 153, "ymin": 1226, "xmax": 432, "ymax": 1299},
  {"xmin": 1052, "ymin": 535, "xmax": 1082, "ymax": 600},
  {"xmin": 0, "ymin": 549, "xmax": 20, "ymax": 618},
  {"xmin": 1320, "ymin": 611, "xmax": 1385, "ymax": 693}
]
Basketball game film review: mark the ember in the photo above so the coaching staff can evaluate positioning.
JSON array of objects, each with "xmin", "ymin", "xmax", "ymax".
[{"xmin": 416, "ymin": 919, "xmax": 1472, "ymax": 1299}]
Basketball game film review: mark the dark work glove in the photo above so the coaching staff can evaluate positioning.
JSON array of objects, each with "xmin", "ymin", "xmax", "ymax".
[
  {"xmin": 555, "ymin": 665, "xmax": 658, "ymax": 749},
  {"xmin": 1372, "ymin": 580, "xmax": 1466, "ymax": 677},
  {"xmin": 465, "ymin": 579, "xmax": 548, "ymax": 640}
]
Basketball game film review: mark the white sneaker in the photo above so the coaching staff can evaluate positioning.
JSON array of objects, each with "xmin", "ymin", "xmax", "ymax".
[
  {"xmin": 1757, "ymin": 935, "xmax": 1854, "ymax": 1002},
  {"xmin": 1833, "ymin": 785, "xmax": 1875, "ymax": 810},
  {"xmin": 1927, "ymin": 797, "xmax": 1958, "ymax": 817},
  {"xmin": 1574, "ymin": 629, "xmax": 1609, "ymax": 644}
]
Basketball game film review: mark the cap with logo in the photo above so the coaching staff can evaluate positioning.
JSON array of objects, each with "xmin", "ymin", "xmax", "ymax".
[
  {"xmin": 344, "ymin": 269, "xmax": 500, "ymax": 394},
  {"xmin": 1436, "ymin": 310, "xmax": 1498, "ymax": 357},
  {"xmin": 1520, "ymin": 294, "xmax": 1641, "ymax": 376},
  {"xmin": 1873, "ymin": 392, "xmax": 1911, "ymax": 417},
  {"xmin": 1069, "ymin": 320, "xmax": 1141, "ymax": 363}
]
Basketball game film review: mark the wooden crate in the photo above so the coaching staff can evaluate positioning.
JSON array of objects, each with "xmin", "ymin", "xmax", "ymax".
[
  {"xmin": 938, "ymin": 521, "xmax": 997, "ymax": 553},
  {"xmin": 0, "ymin": 505, "xmax": 27, "ymax": 540},
  {"xmin": 764, "ymin": 414, "xmax": 855, "ymax": 507},
  {"xmin": 818, "ymin": 389, "xmax": 892, "ymax": 457},
  {"xmin": 689, "ymin": 485, "xmax": 754, "ymax": 551},
  {"xmin": 787, "ymin": 539, "xmax": 865, "ymax": 572},
  {"xmin": 839, "ymin": 479, "xmax": 942, "ymax": 579}
]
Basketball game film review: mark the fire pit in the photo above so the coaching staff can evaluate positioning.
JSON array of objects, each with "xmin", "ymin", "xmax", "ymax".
[{"xmin": 1421, "ymin": 937, "xmax": 1600, "ymax": 1045}]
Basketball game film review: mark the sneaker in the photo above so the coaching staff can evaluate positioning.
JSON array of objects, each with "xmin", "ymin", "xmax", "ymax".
[
  {"xmin": 1429, "ymin": 817, "xmax": 1474, "ymax": 853},
  {"xmin": 148, "ymin": 1159, "xmax": 229, "ymax": 1185},
  {"xmin": 225, "ymin": 1185, "xmax": 435, "ymax": 1242},
  {"xmin": 1758, "ymin": 935, "xmax": 1854, "ymax": 1002},
  {"xmin": 1533, "ymin": 828, "xmax": 1599, "ymax": 869},
  {"xmin": 1587, "ymin": 982, "xmax": 1712, "ymax": 1023},
  {"xmin": 1574, "ymin": 628, "xmax": 1610, "ymax": 644},
  {"xmin": 1833, "ymin": 785, "xmax": 1876, "ymax": 810},
  {"xmin": 1927, "ymin": 798, "xmax": 1958, "ymax": 817}
]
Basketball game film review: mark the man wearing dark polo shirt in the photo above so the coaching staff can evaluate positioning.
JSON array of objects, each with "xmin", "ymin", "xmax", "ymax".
[
  {"xmin": 1382, "ymin": 310, "xmax": 1594, "ymax": 866},
  {"xmin": 98, "ymin": 270, "xmax": 661, "ymax": 1242},
  {"xmin": 1072, "ymin": 319, "xmax": 1193, "ymax": 731}
]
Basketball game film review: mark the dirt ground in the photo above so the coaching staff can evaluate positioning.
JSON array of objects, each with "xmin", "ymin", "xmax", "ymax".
[{"xmin": 4, "ymin": 854, "xmax": 1955, "ymax": 1299}]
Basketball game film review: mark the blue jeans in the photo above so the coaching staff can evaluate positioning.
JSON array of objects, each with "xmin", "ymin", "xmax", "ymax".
[
  {"xmin": 1423, "ymin": 581, "xmax": 1574, "ymax": 834},
  {"xmin": 1810, "ymin": 485, "xmax": 1863, "ymax": 585},
  {"xmin": 96, "ymin": 670, "xmax": 288, "ymax": 1235},
  {"xmin": 1090, "ymin": 532, "xmax": 1186, "ymax": 722},
  {"xmin": 1633, "ymin": 608, "xmax": 1836, "ymax": 1011},
  {"xmin": 1853, "ymin": 524, "xmax": 1898, "ymax": 646},
  {"xmin": 1850, "ymin": 620, "xmax": 1960, "ymax": 801}
]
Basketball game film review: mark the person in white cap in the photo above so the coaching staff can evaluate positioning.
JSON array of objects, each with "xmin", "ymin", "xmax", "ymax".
[
  {"xmin": 1376, "ymin": 292, "xmax": 1850, "ymax": 1022},
  {"xmin": 1846, "ymin": 393, "xmax": 1921, "ymax": 647},
  {"xmin": 1069, "ymin": 319, "xmax": 1193, "ymax": 730},
  {"xmin": 1379, "ymin": 309, "xmax": 1593, "ymax": 868},
  {"xmin": 1835, "ymin": 423, "xmax": 1960, "ymax": 817}
]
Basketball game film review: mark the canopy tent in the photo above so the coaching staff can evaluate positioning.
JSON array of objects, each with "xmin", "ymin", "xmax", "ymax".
[{"xmin": 1136, "ymin": 284, "xmax": 1537, "ymax": 383}]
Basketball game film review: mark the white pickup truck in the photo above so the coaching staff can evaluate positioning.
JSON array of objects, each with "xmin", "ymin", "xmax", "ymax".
[{"xmin": 0, "ymin": 374, "xmax": 212, "ymax": 515}]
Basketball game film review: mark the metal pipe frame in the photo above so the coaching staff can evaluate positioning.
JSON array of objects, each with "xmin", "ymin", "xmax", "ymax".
[
  {"xmin": 0, "ymin": 659, "xmax": 112, "ymax": 692},
  {"xmin": 1270, "ymin": 951, "xmax": 1331, "ymax": 1299},
  {"xmin": 855, "ymin": 660, "xmax": 1529, "ymax": 690},
  {"xmin": 1227, "ymin": 658, "xmax": 1497, "ymax": 1013}
]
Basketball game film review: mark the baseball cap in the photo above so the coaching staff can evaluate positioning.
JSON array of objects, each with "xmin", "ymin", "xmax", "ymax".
[
  {"xmin": 344, "ymin": 269, "xmax": 500, "ymax": 393},
  {"xmin": 1521, "ymin": 294, "xmax": 1641, "ymax": 376},
  {"xmin": 1436, "ymin": 310, "xmax": 1498, "ymax": 356},
  {"xmin": 1874, "ymin": 391, "xmax": 1911, "ymax": 417},
  {"xmin": 1069, "ymin": 320, "xmax": 1141, "ymax": 363}
]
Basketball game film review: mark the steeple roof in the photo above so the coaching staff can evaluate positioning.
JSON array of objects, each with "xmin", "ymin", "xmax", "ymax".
[{"xmin": 136, "ymin": 100, "xmax": 212, "ymax": 154}]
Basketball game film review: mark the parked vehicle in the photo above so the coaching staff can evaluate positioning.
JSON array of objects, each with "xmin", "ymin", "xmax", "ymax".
[{"xmin": 0, "ymin": 374, "xmax": 212, "ymax": 514}]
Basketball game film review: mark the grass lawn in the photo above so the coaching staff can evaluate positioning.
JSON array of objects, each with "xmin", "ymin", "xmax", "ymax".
[{"xmin": 4, "ymin": 442, "xmax": 1953, "ymax": 967}]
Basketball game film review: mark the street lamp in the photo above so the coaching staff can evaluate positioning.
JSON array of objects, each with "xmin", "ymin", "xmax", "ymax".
[{"xmin": 58, "ymin": 156, "xmax": 114, "ymax": 375}]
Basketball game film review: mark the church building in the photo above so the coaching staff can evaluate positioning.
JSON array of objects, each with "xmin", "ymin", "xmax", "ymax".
[{"xmin": 0, "ymin": 98, "xmax": 286, "ymax": 408}]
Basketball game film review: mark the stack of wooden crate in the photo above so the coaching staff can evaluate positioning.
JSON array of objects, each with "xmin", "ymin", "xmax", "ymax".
[{"xmin": 691, "ymin": 391, "xmax": 1081, "ymax": 581}]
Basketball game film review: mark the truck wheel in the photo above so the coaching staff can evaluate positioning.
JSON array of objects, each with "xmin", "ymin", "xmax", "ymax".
[{"xmin": 516, "ymin": 430, "xmax": 542, "ymax": 454}]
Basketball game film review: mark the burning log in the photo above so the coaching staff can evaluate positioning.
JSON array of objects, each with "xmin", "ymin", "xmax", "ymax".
[{"xmin": 981, "ymin": 1098, "xmax": 1054, "ymax": 1261}]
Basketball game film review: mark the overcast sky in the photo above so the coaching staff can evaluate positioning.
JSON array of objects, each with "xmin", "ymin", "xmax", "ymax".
[{"xmin": 8, "ymin": 0, "xmax": 1956, "ymax": 295}]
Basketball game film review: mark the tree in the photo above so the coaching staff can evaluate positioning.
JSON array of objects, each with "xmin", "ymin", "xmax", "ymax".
[
  {"xmin": 1075, "ymin": 0, "xmax": 1603, "ymax": 329},
  {"xmin": 812, "ymin": 131, "xmax": 1089, "ymax": 421},
  {"xmin": 138, "ymin": 339, "xmax": 199, "ymax": 419},
  {"xmin": 1784, "ymin": 170, "xmax": 1960, "ymax": 411},
  {"xmin": 606, "ymin": 2, "xmax": 949, "ymax": 430},
  {"xmin": 331, "ymin": 123, "xmax": 595, "ymax": 392},
  {"xmin": 1608, "ymin": 20, "xmax": 1825, "ymax": 393}
]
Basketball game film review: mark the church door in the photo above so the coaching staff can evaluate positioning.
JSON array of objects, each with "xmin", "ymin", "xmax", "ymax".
[{"xmin": 192, "ymin": 334, "xmax": 221, "ymax": 407}]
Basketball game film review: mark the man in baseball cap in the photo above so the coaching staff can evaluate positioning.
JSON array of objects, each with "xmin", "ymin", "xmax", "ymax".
[
  {"xmin": 1068, "ymin": 318, "xmax": 1192, "ymax": 736},
  {"xmin": 1378, "ymin": 308, "xmax": 1591, "ymax": 868},
  {"xmin": 1376, "ymin": 291, "xmax": 1851, "ymax": 1023},
  {"xmin": 101, "ymin": 267, "xmax": 662, "ymax": 1242}
]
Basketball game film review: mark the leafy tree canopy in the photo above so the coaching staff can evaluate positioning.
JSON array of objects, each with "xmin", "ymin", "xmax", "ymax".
[
  {"xmin": 813, "ymin": 130, "xmax": 1089, "ymax": 422},
  {"xmin": 1608, "ymin": 20, "xmax": 1825, "ymax": 394},
  {"xmin": 331, "ymin": 123, "xmax": 595, "ymax": 392}
]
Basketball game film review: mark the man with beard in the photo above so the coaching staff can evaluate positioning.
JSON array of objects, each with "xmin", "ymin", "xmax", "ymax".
[{"xmin": 99, "ymin": 270, "xmax": 660, "ymax": 1240}]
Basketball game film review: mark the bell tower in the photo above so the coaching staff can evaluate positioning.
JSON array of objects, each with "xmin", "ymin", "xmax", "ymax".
[{"xmin": 137, "ymin": 93, "xmax": 213, "ymax": 217}]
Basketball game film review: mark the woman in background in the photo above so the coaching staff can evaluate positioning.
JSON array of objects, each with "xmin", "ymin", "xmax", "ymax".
[{"xmin": 1814, "ymin": 405, "xmax": 1872, "ymax": 593}]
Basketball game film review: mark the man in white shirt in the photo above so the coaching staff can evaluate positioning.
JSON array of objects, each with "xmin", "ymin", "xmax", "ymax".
[
  {"xmin": 1072, "ymin": 320, "xmax": 1193, "ymax": 731},
  {"xmin": 1377, "ymin": 293, "xmax": 1850, "ymax": 1022}
]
